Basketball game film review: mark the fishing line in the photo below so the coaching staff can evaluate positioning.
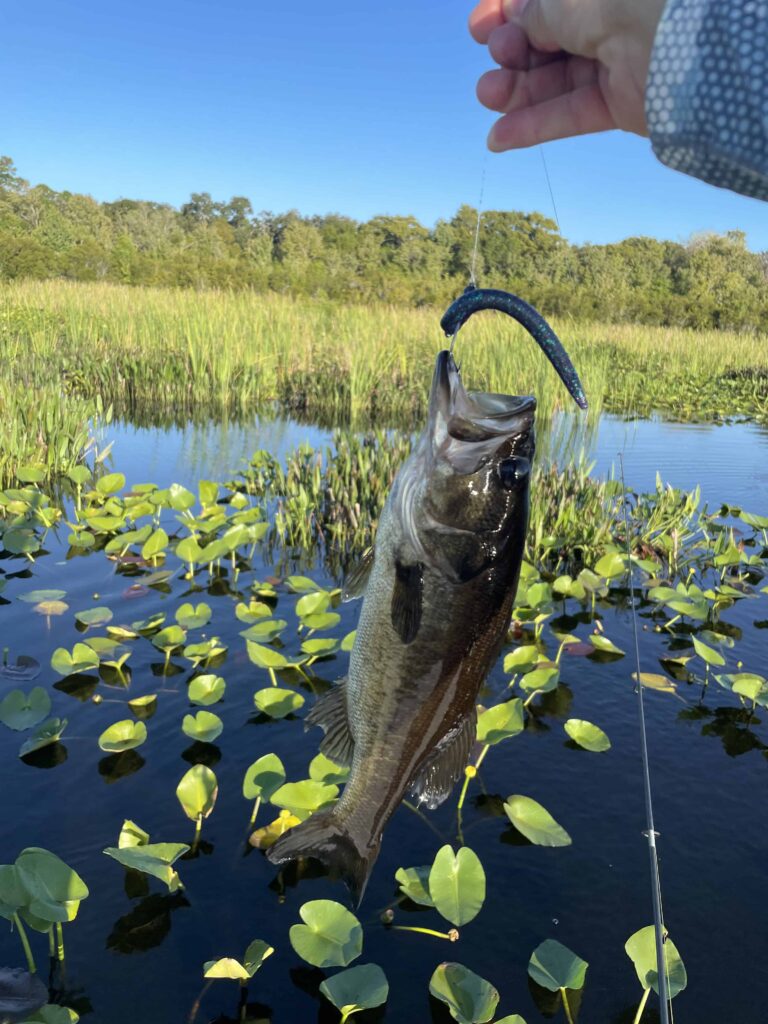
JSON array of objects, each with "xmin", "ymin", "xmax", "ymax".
[
  {"xmin": 619, "ymin": 452, "xmax": 672, "ymax": 1024},
  {"xmin": 538, "ymin": 146, "xmax": 561, "ymax": 234},
  {"xmin": 469, "ymin": 157, "xmax": 487, "ymax": 288}
]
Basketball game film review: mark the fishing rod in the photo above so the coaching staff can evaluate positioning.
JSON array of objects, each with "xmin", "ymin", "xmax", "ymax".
[{"xmin": 620, "ymin": 453, "xmax": 672, "ymax": 1024}]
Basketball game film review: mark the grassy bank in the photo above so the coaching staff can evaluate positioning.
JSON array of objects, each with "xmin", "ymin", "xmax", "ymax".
[{"xmin": 2, "ymin": 279, "xmax": 767, "ymax": 486}]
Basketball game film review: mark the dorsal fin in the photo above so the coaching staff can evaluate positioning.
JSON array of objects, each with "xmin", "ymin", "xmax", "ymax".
[
  {"xmin": 304, "ymin": 679, "xmax": 355, "ymax": 766},
  {"xmin": 408, "ymin": 712, "xmax": 476, "ymax": 810},
  {"xmin": 391, "ymin": 560, "xmax": 423, "ymax": 645},
  {"xmin": 342, "ymin": 548, "xmax": 374, "ymax": 602}
]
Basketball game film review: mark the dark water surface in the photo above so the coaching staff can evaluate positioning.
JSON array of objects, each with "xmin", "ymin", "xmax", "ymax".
[{"xmin": 1, "ymin": 417, "xmax": 767, "ymax": 1024}]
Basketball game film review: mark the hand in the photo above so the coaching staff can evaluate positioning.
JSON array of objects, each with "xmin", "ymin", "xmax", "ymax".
[{"xmin": 468, "ymin": 0, "xmax": 666, "ymax": 151}]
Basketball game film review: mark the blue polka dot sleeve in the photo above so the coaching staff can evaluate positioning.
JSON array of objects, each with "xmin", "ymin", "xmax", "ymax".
[{"xmin": 646, "ymin": 0, "xmax": 768, "ymax": 201}]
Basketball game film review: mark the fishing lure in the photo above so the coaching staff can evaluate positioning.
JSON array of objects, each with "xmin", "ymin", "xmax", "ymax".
[{"xmin": 440, "ymin": 285, "xmax": 588, "ymax": 410}]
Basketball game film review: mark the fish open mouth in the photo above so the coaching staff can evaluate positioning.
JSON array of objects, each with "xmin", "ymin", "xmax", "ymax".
[{"xmin": 429, "ymin": 351, "xmax": 535, "ymax": 471}]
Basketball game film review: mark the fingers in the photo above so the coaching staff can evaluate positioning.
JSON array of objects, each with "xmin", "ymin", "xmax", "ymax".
[
  {"xmin": 487, "ymin": 21, "xmax": 561, "ymax": 69},
  {"xmin": 487, "ymin": 83, "xmax": 615, "ymax": 150},
  {"xmin": 468, "ymin": 0, "xmax": 505, "ymax": 44},
  {"xmin": 477, "ymin": 56, "xmax": 597, "ymax": 113}
]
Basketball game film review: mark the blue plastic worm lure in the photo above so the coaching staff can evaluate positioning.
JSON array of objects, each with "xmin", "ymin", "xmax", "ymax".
[{"xmin": 440, "ymin": 285, "xmax": 588, "ymax": 410}]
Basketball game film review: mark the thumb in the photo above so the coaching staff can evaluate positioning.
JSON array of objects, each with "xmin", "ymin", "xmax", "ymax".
[{"xmin": 504, "ymin": 0, "xmax": 563, "ymax": 52}]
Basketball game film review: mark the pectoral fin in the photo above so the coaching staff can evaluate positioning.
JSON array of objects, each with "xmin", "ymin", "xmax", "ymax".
[
  {"xmin": 304, "ymin": 679, "xmax": 355, "ymax": 766},
  {"xmin": 391, "ymin": 560, "xmax": 423, "ymax": 645},
  {"xmin": 408, "ymin": 712, "xmax": 476, "ymax": 810},
  {"xmin": 342, "ymin": 547, "xmax": 374, "ymax": 602}
]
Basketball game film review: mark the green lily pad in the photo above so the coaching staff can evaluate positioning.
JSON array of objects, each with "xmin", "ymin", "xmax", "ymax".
[
  {"xmin": 98, "ymin": 719, "xmax": 148, "ymax": 753},
  {"xmin": 182, "ymin": 710, "xmax": 223, "ymax": 743},
  {"xmin": 19, "ymin": 589, "xmax": 67, "ymax": 604},
  {"xmin": 504, "ymin": 796, "xmax": 572, "ymax": 847},
  {"xmin": 176, "ymin": 764, "xmax": 218, "ymax": 821},
  {"xmin": 692, "ymin": 635, "xmax": 725, "ymax": 667},
  {"xmin": 519, "ymin": 665, "xmax": 560, "ymax": 694},
  {"xmin": 285, "ymin": 575, "xmax": 323, "ymax": 593},
  {"xmin": 203, "ymin": 958, "xmax": 249, "ymax": 981},
  {"xmin": 15, "ymin": 847, "xmax": 89, "ymax": 925},
  {"xmin": 254, "ymin": 688, "xmax": 304, "ymax": 719},
  {"xmin": 50, "ymin": 644, "xmax": 99, "ymax": 676},
  {"xmin": 188, "ymin": 674, "xmax": 226, "ymax": 706},
  {"xmin": 429, "ymin": 962, "xmax": 499, "ymax": 1024},
  {"xmin": 341, "ymin": 630, "xmax": 357, "ymax": 652},
  {"xmin": 296, "ymin": 591, "xmax": 330, "ymax": 618},
  {"xmin": 118, "ymin": 820, "xmax": 149, "ymax": 848},
  {"xmin": 289, "ymin": 899, "xmax": 363, "ymax": 968},
  {"xmin": 625, "ymin": 926, "xmax": 687, "ymax": 998},
  {"xmin": 319, "ymin": 963, "xmax": 389, "ymax": 1018},
  {"xmin": 270, "ymin": 780, "xmax": 339, "ymax": 821},
  {"xmin": 0, "ymin": 688, "xmax": 52, "ymax": 731},
  {"xmin": 75, "ymin": 607, "xmax": 113, "ymax": 627},
  {"xmin": 19, "ymin": 718, "xmax": 67, "ymax": 757},
  {"xmin": 528, "ymin": 939, "xmax": 588, "ymax": 992},
  {"xmin": 240, "ymin": 619, "xmax": 288, "ymax": 642},
  {"xmin": 308, "ymin": 752, "xmax": 350, "ymax": 785},
  {"xmin": 175, "ymin": 602, "xmax": 212, "ymax": 629},
  {"xmin": 476, "ymin": 699, "xmax": 524, "ymax": 745},
  {"xmin": 235, "ymin": 600, "xmax": 273, "ymax": 624},
  {"xmin": 247, "ymin": 643, "xmax": 290, "ymax": 670},
  {"xmin": 428, "ymin": 845, "xmax": 485, "ymax": 927},
  {"xmin": 394, "ymin": 865, "xmax": 434, "ymax": 907},
  {"xmin": 103, "ymin": 842, "xmax": 189, "ymax": 892},
  {"xmin": 589, "ymin": 635, "xmax": 625, "ymax": 656},
  {"xmin": 563, "ymin": 719, "xmax": 611, "ymax": 752},
  {"xmin": 151, "ymin": 625, "xmax": 187, "ymax": 652},
  {"xmin": 243, "ymin": 754, "xmax": 286, "ymax": 801}
]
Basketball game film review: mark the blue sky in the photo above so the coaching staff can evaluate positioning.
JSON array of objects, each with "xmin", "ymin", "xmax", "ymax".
[{"xmin": 2, "ymin": 0, "xmax": 766, "ymax": 248}]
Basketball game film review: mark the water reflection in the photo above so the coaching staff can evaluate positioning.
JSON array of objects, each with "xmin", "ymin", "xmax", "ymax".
[
  {"xmin": 98, "ymin": 750, "xmax": 145, "ymax": 783},
  {"xmin": 106, "ymin": 893, "xmax": 190, "ymax": 955}
]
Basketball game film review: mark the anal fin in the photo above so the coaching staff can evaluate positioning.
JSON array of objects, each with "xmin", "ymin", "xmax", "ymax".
[
  {"xmin": 408, "ymin": 712, "xmax": 476, "ymax": 810},
  {"xmin": 305, "ymin": 679, "xmax": 355, "ymax": 766}
]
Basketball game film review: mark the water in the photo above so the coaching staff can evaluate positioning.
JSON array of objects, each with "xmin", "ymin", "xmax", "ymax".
[
  {"xmin": 1, "ymin": 415, "xmax": 767, "ymax": 1023},
  {"xmin": 104, "ymin": 413, "xmax": 768, "ymax": 512}
]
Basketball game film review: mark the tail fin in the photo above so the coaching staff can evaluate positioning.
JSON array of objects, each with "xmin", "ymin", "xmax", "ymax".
[{"xmin": 266, "ymin": 810, "xmax": 379, "ymax": 906}]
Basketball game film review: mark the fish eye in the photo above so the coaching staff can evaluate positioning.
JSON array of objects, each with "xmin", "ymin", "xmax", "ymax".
[{"xmin": 498, "ymin": 457, "xmax": 530, "ymax": 489}]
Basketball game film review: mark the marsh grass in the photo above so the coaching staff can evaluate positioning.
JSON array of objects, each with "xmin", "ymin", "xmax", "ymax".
[{"xmin": 2, "ymin": 279, "xmax": 767, "ymax": 485}]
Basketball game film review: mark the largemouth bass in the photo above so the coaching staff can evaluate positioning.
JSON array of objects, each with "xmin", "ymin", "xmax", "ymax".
[{"xmin": 268, "ymin": 288, "xmax": 585, "ymax": 901}]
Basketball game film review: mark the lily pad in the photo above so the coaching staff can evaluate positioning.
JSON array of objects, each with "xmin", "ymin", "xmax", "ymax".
[
  {"xmin": 15, "ymin": 847, "xmax": 89, "ymax": 924},
  {"xmin": 176, "ymin": 764, "xmax": 218, "ymax": 821},
  {"xmin": 563, "ymin": 719, "xmax": 611, "ymax": 752},
  {"xmin": 175, "ymin": 602, "xmax": 212, "ymax": 629},
  {"xmin": 75, "ymin": 606, "xmax": 113, "ymax": 627},
  {"xmin": 182, "ymin": 710, "xmax": 223, "ymax": 743},
  {"xmin": 528, "ymin": 939, "xmax": 588, "ymax": 992},
  {"xmin": 51, "ymin": 644, "xmax": 99, "ymax": 676},
  {"xmin": 429, "ymin": 962, "xmax": 499, "ymax": 1024},
  {"xmin": 19, "ymin": 718, "xmax": 67, "ymax": 757},
  {"xmin": 289, "ymin": 899, "xmax": 363, "ymax": 968},
  {"xmin": 504, "ymin": 796, "xmax": 572, "ymax": 847},
  {"xmin": 204, "ymin": 939, "xmax": 274, "ymax": 980},
  {"xmin": 476, "ymin": 699, "xmax": 524, "ymax": 745},
  {"xmin": 428, "ymin": 845, "xmax": 485, "ymax": 927},
  {"xmin": 319, "ymin": 963, "xmax": 389, "ymax": 1019},
  {"xmin": 98, "ymin": 720, "xmax": 147, "ymax": 753},
  {"xmin": 188, "ymin": 674, "xmax": 226, "ymax": 706},
  {"xmin": 589, "ymin": 635, "xmax": 625, "ymax": 656},
  {"xmin": 625, "ymin": 926, "xmax": 687, "ymax": 998},
  {"xmin": 254, "ymin": 688, "xmax": 304, "ymax": 719},
  {"xmin": 519, "ymin": 665, "xmax": 560, "ymax": 694},
  {"xmin": 394, "ymin": 865, "xmax": 434, "ymax": 907},
  {"xmin": 243, "ymin": 753, "xmax": 286, "ymax": 801},
  {"xmin": 103, "ymin": 842, "xmax": 189, "ymax": 892},
  {"xmin": 309, "ymin": 752, "xmax": 350, "ymax": 785},
  {"xmin": 271, "ymin": 780, "xmax": 339, "ymax": 821},
  {"xmin": 249, "ymin": 810, "xmax": 302, "ymax": 850},
  {"xmin": 0, "ymin": 688, "xmax": 52, "ymax": 731}
]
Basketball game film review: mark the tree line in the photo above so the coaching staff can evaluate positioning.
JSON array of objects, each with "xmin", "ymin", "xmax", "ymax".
[{"xmin": 1, "ymin": 156, "xmax": 766, "ymax": 330}]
